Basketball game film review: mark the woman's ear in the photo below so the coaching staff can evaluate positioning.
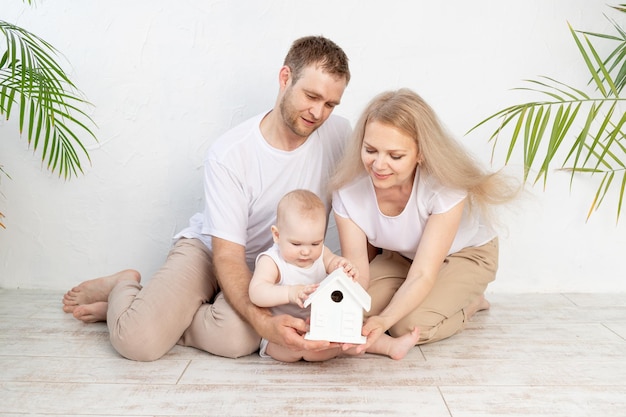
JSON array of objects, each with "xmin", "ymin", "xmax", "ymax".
[{"xmin": 416, "ymin": 151, "xmax": 424, "ymax": 166}]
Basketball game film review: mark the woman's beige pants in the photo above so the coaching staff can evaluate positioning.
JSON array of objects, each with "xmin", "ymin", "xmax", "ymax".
[{"xmin": 367, "ymin": 238, "xmax": 499, "ymax": 344}]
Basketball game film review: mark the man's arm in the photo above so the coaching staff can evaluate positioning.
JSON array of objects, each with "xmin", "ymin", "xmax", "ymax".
[{"xmin": 212, "ymin": 236, "xmax": 335, "ymax": 351}]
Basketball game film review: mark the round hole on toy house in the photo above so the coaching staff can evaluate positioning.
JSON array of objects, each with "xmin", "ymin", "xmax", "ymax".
[{"xmin": 331, "ymin": 290, "xmax": 343, "ymax": 303}]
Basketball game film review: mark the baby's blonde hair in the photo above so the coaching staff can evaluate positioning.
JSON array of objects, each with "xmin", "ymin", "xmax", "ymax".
[{"xmin": 276, "ymin": 189, "xmax": 326, "ymax": 228}]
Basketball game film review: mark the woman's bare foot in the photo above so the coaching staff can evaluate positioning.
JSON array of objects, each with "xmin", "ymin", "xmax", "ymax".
[
  {"xmin": 72, "ymin": 301, "xmax": 109, "ymax": 323},
  {"xmin": 62, "ymin": 269, "xmax": 141, "ymax": 314},
  {"xmin": 387, "ymin": 327, "xmax": 420, "ymax": 360},
  {"xmin": 465, "ymin": 294, "xmax": 491, "ymax": 321}
]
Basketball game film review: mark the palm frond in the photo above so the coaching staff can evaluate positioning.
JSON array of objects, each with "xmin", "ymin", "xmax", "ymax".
[
  {"xmin": 469, "ymin": 10, "xmax": 626, "ymax": 222},
  {"xmin": 561, "ymin": 136, "xmax": 626, "ymax": 222},
  {"xmin": 0, "ymin": 20, "xmax": 97, "ymax": 180},
  {"xmin": 577, "ymin": 14, "xmax": 626, "ymax": 94},
  {"xmin": 611, "ymin": 4, "xmax": 626, "ymax": 13}
]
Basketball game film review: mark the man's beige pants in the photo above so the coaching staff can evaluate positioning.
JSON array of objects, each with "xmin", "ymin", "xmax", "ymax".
[{"xmin": 106, "ymin": 238, "xmax": 260, "ymax": 361}]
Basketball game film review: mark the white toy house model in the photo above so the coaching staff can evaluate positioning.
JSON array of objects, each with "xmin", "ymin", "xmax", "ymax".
[{"xmin": 303, "ymin": 268, "xmax": 371, "ymax": 344}]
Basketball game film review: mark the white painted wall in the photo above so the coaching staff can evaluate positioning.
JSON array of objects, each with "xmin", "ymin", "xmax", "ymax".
[{"xmin": 1, "ymin": 0, "xmax": 624, "ymax": 292}]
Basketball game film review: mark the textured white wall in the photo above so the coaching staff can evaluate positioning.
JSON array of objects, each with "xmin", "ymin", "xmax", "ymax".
[{"xmin": 1, "ymin": 0, "xmax": 623, "ymax": 292}]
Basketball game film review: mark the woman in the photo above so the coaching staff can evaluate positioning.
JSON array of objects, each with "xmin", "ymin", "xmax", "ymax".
[{"xmin": 331, "ymin": 88, "xmax": 518, "ymax": 352}]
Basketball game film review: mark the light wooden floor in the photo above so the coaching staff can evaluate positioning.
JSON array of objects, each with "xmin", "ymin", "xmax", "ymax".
[{"xmin": 1, "ymin": 289, "xmax": 625, "ymax": 417}]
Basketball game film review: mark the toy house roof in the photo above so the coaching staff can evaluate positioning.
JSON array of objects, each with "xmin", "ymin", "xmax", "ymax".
[{"xmin": 303, "ymin": 268, "xmax": 371, "ymax": 311}]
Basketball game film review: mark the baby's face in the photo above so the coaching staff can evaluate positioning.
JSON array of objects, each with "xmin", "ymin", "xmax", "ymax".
[{"xmin": 275, "ymin": 214, "xmax": 326, "ymax": 268}]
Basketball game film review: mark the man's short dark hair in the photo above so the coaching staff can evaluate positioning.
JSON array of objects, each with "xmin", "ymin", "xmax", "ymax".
[{"xmin": 283, "ymin": 36, "xmax": 350, "ymax": 84}]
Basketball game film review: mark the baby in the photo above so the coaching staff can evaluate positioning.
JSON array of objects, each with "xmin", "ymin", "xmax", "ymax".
[{"xmin": 249, "ymin": 189, "xmax": 419, "ymax": 362}]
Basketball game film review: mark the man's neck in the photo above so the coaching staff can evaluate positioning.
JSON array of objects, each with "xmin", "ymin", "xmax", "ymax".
[{"xmin": 260, "ymin": 110, "xmax": 308, "ymax": 151}]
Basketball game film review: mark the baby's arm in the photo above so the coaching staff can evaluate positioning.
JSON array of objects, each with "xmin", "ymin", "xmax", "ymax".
[
  {"xmin": 249, "ymin": 255, "xmax": 317, "ymax": 308},
  {"xmin": 323, "ymin": 245, "xmax": 359, "ymax": 281}
]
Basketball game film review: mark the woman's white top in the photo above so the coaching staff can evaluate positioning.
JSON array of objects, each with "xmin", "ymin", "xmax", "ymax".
[{"xmin": 332, "ymin": 169, "xmax": 495, "ymax": 259}]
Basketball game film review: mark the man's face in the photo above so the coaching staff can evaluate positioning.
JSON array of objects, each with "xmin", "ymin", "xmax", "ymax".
[{"xmin": 279, "ymin": 65, "xmax": 347, "ymax": 138}]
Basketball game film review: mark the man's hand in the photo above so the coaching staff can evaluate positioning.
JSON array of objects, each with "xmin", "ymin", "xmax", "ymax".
[{"xmin": 256, "ymin": 312, "xmax": 339, "ymax": 352}]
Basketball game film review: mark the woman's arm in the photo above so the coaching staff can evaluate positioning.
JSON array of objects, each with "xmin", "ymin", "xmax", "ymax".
[
  {"xmin": 356, "ymin": 199, "xmax": 466, "ymax": 352},
  {"xmin": 334, "ymin": 212, "xmax": 371, "ymax": 290}
]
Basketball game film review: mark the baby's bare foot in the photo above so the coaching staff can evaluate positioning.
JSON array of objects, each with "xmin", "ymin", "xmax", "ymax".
[
  {"xmin": 72, "ymin": 301, "xmax": 109, "ymax": 323},
  {"xmin": 62, "ymin": 269, "xmax": 140, "ymax": 313},
  {"xmin": 388, "ymin": 327, "xmax": 420, "ymax": 360}
]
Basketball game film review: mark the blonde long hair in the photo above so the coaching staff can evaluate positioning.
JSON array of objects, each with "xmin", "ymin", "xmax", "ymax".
[{"xmin": 331, "ymin": 88, "xmax": 518, "ymax": 217}]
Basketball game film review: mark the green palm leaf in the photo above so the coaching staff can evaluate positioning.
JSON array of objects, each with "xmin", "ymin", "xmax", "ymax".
[
  {"xmin": 0, "ymin": 20, "xmax": 97, "ymax": 179},
  {"xmin": 468, "ymin": 9, "xmax": 626, "ymax": 223}
]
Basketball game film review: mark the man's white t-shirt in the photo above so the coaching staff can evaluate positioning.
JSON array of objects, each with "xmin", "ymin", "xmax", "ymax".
[
  {"xmin": 175, "ymin": 111, "xmax": 351, "ymax": 269},
  {"xmin": 332, "ymin": 169, "xmax": 495, "ymax": 260}
]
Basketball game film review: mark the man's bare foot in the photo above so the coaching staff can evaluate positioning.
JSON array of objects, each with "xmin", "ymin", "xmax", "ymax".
[
  {"xmin": 465, "ymin": 294, "xmax": 491, "ymax": 321},
  {"xmin": 72, "ymin": 301, "xmax": 109, "ymax": 323},
  {"xmin": 62, "ymin": 269, "xmax": 141, "ymax": 314},
  {"xmin": 388, "ymin": 327, "xmax": 420, "ymax": 360}
]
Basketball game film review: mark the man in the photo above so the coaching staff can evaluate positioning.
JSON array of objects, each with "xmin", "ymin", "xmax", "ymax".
[{"xmin": 62, "ymin": 36, "xmax": 351, "ymax": 361}]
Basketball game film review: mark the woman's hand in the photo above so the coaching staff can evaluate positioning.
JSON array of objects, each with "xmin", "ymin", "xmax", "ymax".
[{"xmin": 351, "ymin": 315, "xmax": 388, "ymax": 354}]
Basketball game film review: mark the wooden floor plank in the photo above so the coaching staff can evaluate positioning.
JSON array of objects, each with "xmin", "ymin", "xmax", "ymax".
[{"xmin": 1, "ymin": 289, "xmax": 625, "ymax": 417}]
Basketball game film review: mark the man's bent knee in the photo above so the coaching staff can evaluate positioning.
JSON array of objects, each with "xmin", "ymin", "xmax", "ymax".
[
  {"xmin": 178, "ymin": 296, "xmax": 261, "ymax": 358},
  {"xmin": 108, "ymin": 321, "xmax": 175, "ymax": 362},
  {"xmin": 109, "ymin": 336, "xmax": 170, "ymax": 362},
  {"xmin": 212, "ymin": 332, "xmax": 260, "ymax": 358},
  {"xmin": 201, "ymin": 311, "xmax": 260, "ymax": 358}
]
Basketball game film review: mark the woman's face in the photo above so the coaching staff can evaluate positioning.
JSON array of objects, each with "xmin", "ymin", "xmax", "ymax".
[{"xmin": 361, "ymin": 121, "xmax": 420, "ymax": 190}]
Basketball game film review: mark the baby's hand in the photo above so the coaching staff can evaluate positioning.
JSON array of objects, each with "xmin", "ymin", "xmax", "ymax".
[
  {"xmin": 335, "ymin": 258, "xmax": 359, "ymax": 281},
  {"xmin": 288, "ymin": 283, "xmax": 319, "ymax": 308}
]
